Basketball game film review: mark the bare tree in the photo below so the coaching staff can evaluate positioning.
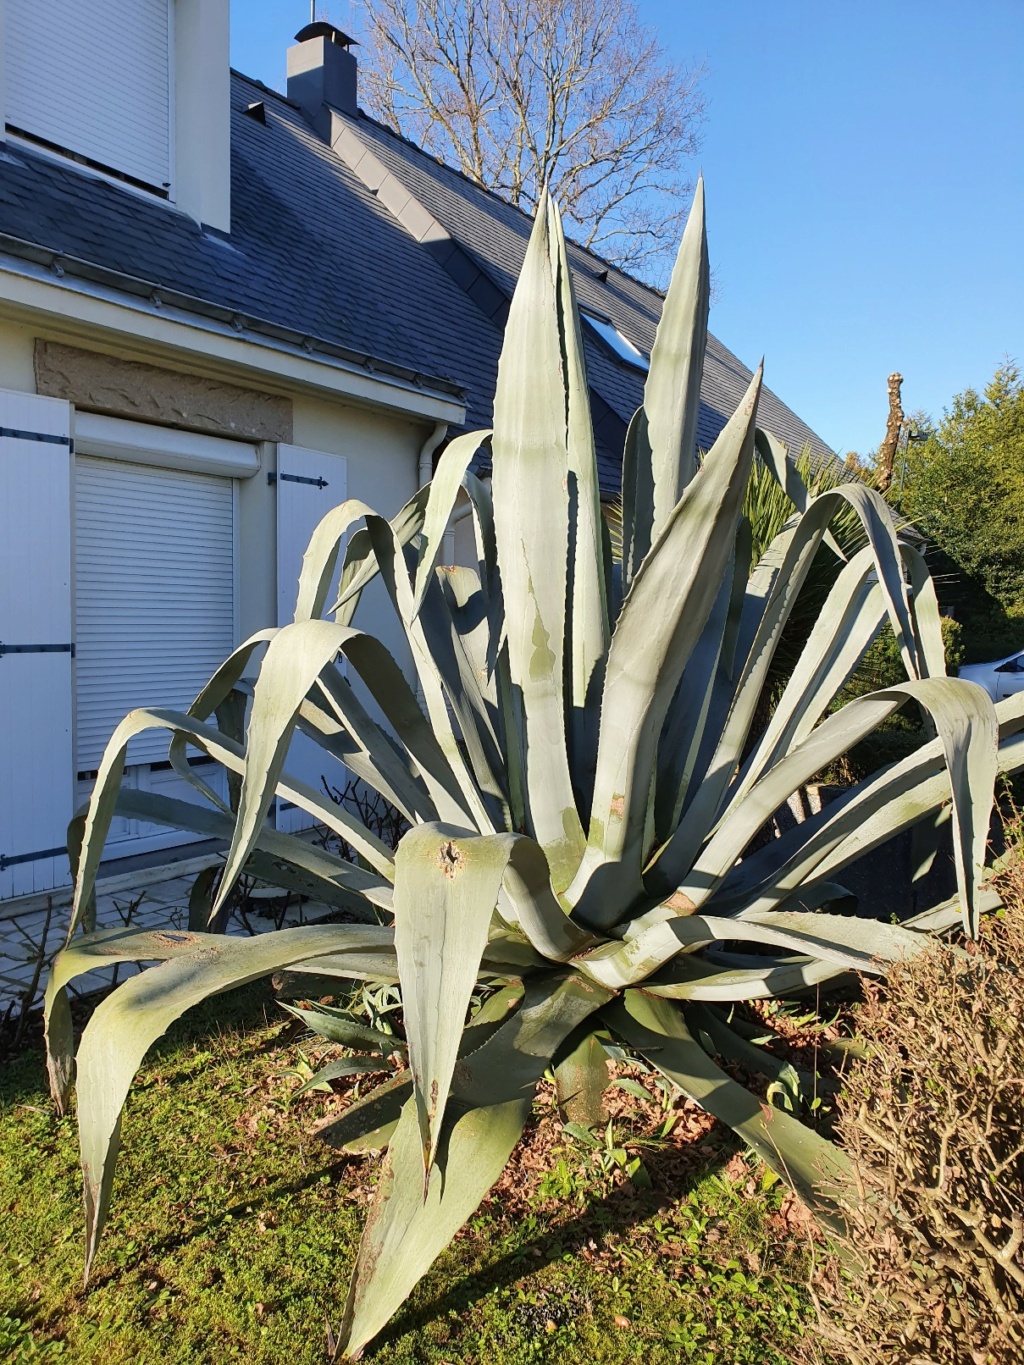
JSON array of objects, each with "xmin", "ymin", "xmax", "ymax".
[{"xmin": 355, "ymin": 0, "xmax": 706, "ymax": 278}]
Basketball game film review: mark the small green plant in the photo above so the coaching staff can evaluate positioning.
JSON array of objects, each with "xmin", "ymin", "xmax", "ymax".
[
  {"xmin": 45, "ymin": 181, "xmax": 1024, "ymax": 1357},
  {"xmin": 561, "ymin": 1118, "xmax": 653, "ymax": 1192}
]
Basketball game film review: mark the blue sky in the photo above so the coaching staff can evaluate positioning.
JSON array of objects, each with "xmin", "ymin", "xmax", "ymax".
[{"xmin": 232, "ymin": 2, "xmax": 1024, "ymax": 456}]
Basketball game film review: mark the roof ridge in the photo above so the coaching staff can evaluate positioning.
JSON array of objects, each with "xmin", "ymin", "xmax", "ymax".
[{"xmin": 230, "ymin": 69, "xmax": 299, "ymax": 110}]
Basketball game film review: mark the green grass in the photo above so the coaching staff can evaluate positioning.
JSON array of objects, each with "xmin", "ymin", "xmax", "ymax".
[{"xmin": 0, "ymin": 985, "xmax": 813, "ymax": 1364}]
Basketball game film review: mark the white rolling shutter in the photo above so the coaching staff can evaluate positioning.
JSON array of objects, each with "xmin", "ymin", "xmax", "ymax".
[
  {"xmin": 4, "ymin": 0, "xmax": 173, "ymax": 191},
  {"xmin": 75, "ymin": 458, "xmax": 236, "ymax": 771},
  {"xmin": 275, "ymin": 444, "xmax": 348, "ymax": 832},
  {"xmin": 0, "ymin": 390, "xmax": 74, "ymax": 900}
]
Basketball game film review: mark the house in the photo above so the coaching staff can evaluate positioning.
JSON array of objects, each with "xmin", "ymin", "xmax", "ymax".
[{"xmin": 0, "ymin": 3, "xmax": 834, "ymax": 907}]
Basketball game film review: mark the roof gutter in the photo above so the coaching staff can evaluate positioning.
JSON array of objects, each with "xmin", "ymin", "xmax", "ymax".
[{"xmin": 0, "ymin": 234, "xmax": 467, "ymax": 424}]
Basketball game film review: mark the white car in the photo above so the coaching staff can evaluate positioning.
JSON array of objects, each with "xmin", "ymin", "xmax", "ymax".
[{"xmin": 958, "ymin": 651, "xmax": 1024, "ymax": 702}]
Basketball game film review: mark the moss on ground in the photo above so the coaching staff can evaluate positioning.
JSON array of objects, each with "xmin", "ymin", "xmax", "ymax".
[{"xmin": 0, "ymin": 984, "xmax": 813, "ymax": 1364}]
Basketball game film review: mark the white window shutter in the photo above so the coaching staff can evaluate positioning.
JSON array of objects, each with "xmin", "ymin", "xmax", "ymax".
[
  {"xmin": 0, "ymin": 390, "xmax": 74, "ymax": 900},
  {"xmin": 4, "ymin": 0, "xmax": 173, "ymax": 191},
  {"xmin": 275, "ymin": 444, "xmax": 348, "ymax": 832}
]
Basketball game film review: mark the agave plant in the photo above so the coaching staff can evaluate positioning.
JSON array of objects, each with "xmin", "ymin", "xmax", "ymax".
[{"xmin": 46, "ymin": 180, "xmax": 1024, "ymax": 1358}]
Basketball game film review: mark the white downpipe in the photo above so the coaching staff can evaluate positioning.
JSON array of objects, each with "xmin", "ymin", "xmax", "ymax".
[{"xmin": 418, "ymin": 420, "xmax": 447, "ymax": 488}]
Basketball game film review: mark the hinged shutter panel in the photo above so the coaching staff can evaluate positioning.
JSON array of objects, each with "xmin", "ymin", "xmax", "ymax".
[
  {"xmin": 4, "ymin": 0, "xmax": 172, "ymax": 191},
  {"xmin": 275, "ymin": 444, "xmax": 348, "ymax": 832},
  {"xmin": 75, "ymin": 458, "xmax": 235, "ymax": 770},
  {"xmin": 0, "ymin": 390, "xmax": 74, "ymax": 899}
]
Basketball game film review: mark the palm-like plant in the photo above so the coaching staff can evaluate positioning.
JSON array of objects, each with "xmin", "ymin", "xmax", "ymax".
[{"xmin": 46, "ymin": 181, "xmax": 1024, "ymax": 1359}]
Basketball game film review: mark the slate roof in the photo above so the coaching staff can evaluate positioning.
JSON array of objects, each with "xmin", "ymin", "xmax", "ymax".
[
  {"xmin": 0, "ymin": 69, "xmax": 834, "ymax": 495},
  {"xmin": 0, "ymin": 73, "xmax": 502, "ymax": 412}
]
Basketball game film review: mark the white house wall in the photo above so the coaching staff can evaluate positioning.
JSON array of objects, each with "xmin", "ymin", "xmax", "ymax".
[{"xmin": 0, "ymin": 316, "xmax": 35, "ymax": 390}]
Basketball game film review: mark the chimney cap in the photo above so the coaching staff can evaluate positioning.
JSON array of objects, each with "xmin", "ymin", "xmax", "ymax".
[{"xmin": 294, "ymin": 21, "xmax": 358, "ymax": 49}]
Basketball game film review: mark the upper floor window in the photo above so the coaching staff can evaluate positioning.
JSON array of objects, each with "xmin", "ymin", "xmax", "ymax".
[
  {"xmin": 581, "ymin": 311, "xmax": 650, "ymax": 372},
  {"xmin": 4, "ymin": 0, "xmax": 173, "ymax": 195}
]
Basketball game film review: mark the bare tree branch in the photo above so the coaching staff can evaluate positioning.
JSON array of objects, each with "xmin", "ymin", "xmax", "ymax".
[{"xmin": 356, "ymin": 0, "xmax": 706, "ymax": 280}]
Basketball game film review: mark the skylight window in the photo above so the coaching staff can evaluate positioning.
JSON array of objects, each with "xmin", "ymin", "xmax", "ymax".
[{"xmin": 582, "ymin": 311, "xmax": 649, "ymax": 371}]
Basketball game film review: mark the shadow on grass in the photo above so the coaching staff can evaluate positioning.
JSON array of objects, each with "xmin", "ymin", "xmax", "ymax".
[
  {"xmin": 0, "ymin": 980, "xmax": 285, "ymax": 1107},
  {"xmin": 374, "ymin": 1136, "xmax": 738, "ymax": 1353}
]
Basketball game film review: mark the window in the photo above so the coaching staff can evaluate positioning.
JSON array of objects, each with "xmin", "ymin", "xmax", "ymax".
[
  {"xmin": 581, "ymin": 311, "xmax": 650, "ymax": 371},
  {"xmin": 4, "ymin": 0, "xmax": 173, "ymax": 193}
]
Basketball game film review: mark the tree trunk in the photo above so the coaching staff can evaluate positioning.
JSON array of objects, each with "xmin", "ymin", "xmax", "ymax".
[{"xmin": 875, "ymin": 371, "xmax": 904, "ymax": 493}]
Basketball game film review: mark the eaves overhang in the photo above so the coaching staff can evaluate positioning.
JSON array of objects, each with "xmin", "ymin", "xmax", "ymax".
[{"xmin": 0, "ymin": 231, "xmax": 468, "ymax": 424}]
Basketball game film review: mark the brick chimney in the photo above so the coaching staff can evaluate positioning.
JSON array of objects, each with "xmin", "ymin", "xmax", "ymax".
[{"xmin": 287, "ymin": 22, "xmax": 358, "ymax": 131}]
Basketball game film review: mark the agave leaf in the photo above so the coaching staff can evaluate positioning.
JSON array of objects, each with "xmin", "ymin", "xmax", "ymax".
[
  {"xmin": 645, "ymin": 174, "xmax": 709, "ymax": 536},
  {"xmin": 393, "ymin": 824, "xmax": 524, "ymax": 1177},
  {"xmin": 437, "ymin": 567, "xmax": 497, "ymax": 714},
  {"xmin": 167, "ymin": 628, "xmax": 277, "ymax": 811},
  {"xmin": 570, "ymin": 365, "xmax": 762, "ymax": 926},
  {"xmin": 653, "ymin": 546, "xmax": 738, "ymax": 843},
  {"xmin": 688, "ymin": 1003, "xmax": 807, "ymax": 1107},
  {"xmin": 195, "ymin": 707, "xmax": 402, "ymax": 875},
  {"xmin": 338, "ymin": 972, "xmax": 613, "ymax": 1357},
  {"xmin": 682, "ymin": 678, "xmax": 997, "ymax": 915},
  {"xmin": 280, "ymin": 1002, "xmax": 405, "ymax": 1057},
  {"xmin": 451, "ymin": 972, "xmax": 615, "ymax": 1107},
  {"xmin": 324, "ymin": 633, "xmax": 474, "ymax": 826},
  {"xmin": 71, "ymin": 924, "xmax": 391, "ymax": 1278},
  {"xmin": 554, "ymin": 1030, "xmax": 610, "ymax": 1127},
  {"xmin": 213, "ymin": 620, "xmax": 406, "ymax": 920},
  {"xmin": 187, "ymin": 865, "xmax": 220, "ymax": 932},
  {"xmin": 70, "ymin": 706, "xmax": 394, "ymax": 939},
  {"xmin": 113, "ymin": 788, "xmax": 393, "ymax": 916},
  {"xmin": 575, "ymin": 907, "xmax": 925, "ymax": 990},
  {"xmin": 904, "ymin": 884, "xmax": 1005, "ymax": 935},
  {"xmin": 290, "ymin": 932, "xmax": 545, "ymax": 983},
  {"xmin": 417, "ymin": 573, "xmax": 509, "ymax": 819},
  {"xmin": 604, "ymin": 992, "xmax": 849, "ymax": 1220},
  {"xmin": 315, "ymin": 1071, "xmax": 413, "ymax": 1153},
  {"xmin": 654, "ymin": 482, "xmax": 937, "ymax": 892},
  {"xmin": 910, "ymin": 805, "xmax": 950, "ymax": 884},
  {"xmin": 292, "ymin": 487, "xmax": 426, "ymax": 625},
  {"xmin": 900, "ymin": 542, "xmax": 947, "ymax": 680},
  {"xmin": 641, "ymin": 954, "xmax": 846, "ymax": 1002},
  {"xmin": 548, "ymin": 198, "xmax": 609, "ymax": 721},
  {"xmin": 620, "ymin": 406, "xmax": 654, "ymax": 589},
  {"xmin": 292, "ymin": 1058, "xmax": 386, "ymax": 1100},
  {"xmin": 489, "ymin": 191, "xmax": 586, "ymax": 892},
  {"xmin": 731, "ymin": 546, "xmax": 885, "ymax": 799},
  {"xmin": 753, "ymin": 428, "xmax": 845, "ymax": 561},
  {"xmin": 460, "ymin": 468, "xmax": 502, "ymax": 630},
  {"xmin": 462, "ymin": 981, "xmax": 527, "ymax": 1044},
  {"xmin": 316, "ymin": 985, "xmax": 527, "ymax": 1155},
  {"xmin": 340, "ymin": 1095, "xmax": 529, "ymax": 1357},
  {"xmin": 498, "ymin": 838, "xmax": 595, "ymax": 961},
  {"xmin": 411, "ymin": 428, "xmax": 492, "ymax": 613},
  {"xmin": 723, "ymin": 683, "xmax": 1008, "ymax": 934},
  {"xmin": 275, "ymin": 953, "xmax": 403, "ymax": 992},
  {"xmin": 297, "ymin": 684, "xmax": 432, "ymax": 827},
  {"xmin": 366, "ymin": 517, "xmax": 497, "ymax": 832},
  {"xmin": 44, "ymin": 925, "xmax": 242, "ymax": 1115}
]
